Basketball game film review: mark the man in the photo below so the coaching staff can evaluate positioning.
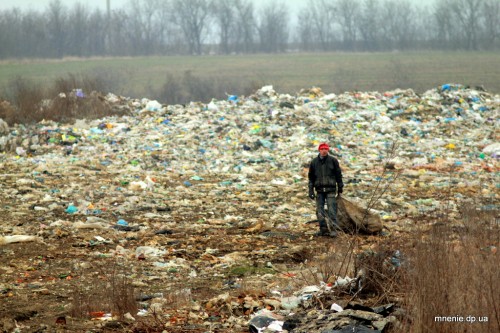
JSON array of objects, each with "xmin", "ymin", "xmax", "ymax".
[{"xmin": 308, "ymin": 142, "xmax": 344, "ymax": 237}]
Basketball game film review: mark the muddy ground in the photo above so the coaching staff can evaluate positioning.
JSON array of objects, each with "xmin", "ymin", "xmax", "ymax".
[
  {"xmin": 0, "ymin": 163, "xmax": 428, "ymax": 333},
  {"xmin": 1, "ymin": 85, "xmax": 498, "ymax": 332}
]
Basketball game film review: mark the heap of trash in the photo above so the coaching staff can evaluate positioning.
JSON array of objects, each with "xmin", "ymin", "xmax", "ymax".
[{"xmin": 0, "ymin": 84, "xmax": 498, "ymax": 332}]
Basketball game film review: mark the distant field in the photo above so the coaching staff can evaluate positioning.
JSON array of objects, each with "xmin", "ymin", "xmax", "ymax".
[{"xmin": 1, "ymin": 52, "xmax": 499, "ymax": 101}]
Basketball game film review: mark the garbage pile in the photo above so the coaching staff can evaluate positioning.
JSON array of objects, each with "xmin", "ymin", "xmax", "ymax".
[
  {"xmin": 1, "ymin": 84, "xmax": 498, "ymax": 219},
  {"xmin": 0, "ymin": 84, "xmax": 498, "ymax": 332}
]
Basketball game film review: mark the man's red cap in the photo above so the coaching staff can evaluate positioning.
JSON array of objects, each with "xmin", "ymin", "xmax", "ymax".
[{"xmin": 318, "ymin": 143, "xmax": 330, "ymax": 151}]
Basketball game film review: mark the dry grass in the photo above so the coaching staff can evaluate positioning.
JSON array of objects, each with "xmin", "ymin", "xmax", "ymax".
[
  {"xmin": 300, "ymin": 166, "xmax": 499, "ymax": 332},
  {"xmin": 300, "ymin": 207, "xmax": 499, "ymax": 332},
  {"xmin": 354, "ymin": 239, "xmax": 409, "ymax": 305},
  {"xmin": 298, "ymin": 238, "xmax": 358, "ymax": 287},
  {"xmin": 407, "ymin": 207, "xmax": 499, "ymax": 332}
]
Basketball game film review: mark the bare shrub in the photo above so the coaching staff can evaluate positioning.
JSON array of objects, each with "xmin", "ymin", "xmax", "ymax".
[
  {"xmin": 159, "ymin": 72, "xmax": 187, "ymax": 105},
  {"xmin": 3, "ymin": 76, "xmax": 44, "ymax": 124},
  {"xmin": 0, "ymin": 100, "xmax": 17, "ymax": 126},
  {"xmin": 183, "ymin": 70, "xmax": 218, "ymax": 103},
  {"xmin": 354, "ymin": 238, "xmax": 409, "ymax": 305},
  {"xmin": 295, "ymin": 237, "xmax": 358, "ymax": 289},
  {"xmin": 1, "ymin": 74, "xmax": 129, "ymax": 125},
  {"xmin": 41, "ymin": 90, "xmax": 121, "ymax": 123},
  {"xmin": 131, "ymin": 311, "xmax": 168, "ymax": 333},
  {"xmin": 70, "ymin": 259, "xmax": 137, "ymax": 320}
]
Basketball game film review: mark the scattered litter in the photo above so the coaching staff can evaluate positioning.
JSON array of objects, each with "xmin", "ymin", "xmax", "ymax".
[
  {"xmin": 0, "ymin": 83, "xmax": 498, "ymax": 332},
  {"xmin": 0, "ymin": 235, "xmax": 42, "ymax": 245},
  {"xmin": 248, "ymin": 309, "xmax": 284, "ymax": 333}
]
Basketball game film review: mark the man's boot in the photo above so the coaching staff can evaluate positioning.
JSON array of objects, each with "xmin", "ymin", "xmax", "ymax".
[
  {"xmin": 328, "ymin": 229, "xmax": 338, "ymax": 237},
  {"xmin": 315, "ymin": 221, "xmax": 329, "ymax": 236}
]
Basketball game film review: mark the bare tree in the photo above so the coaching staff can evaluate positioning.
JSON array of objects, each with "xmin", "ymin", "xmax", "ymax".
[
  {"xmin": 46, "ymin": 0, "xmax": 68, "ymax": 58},
  {"xmin": 448, "ymin": 0, "xmax": 482, "ymax": 50},
  {"xmin": 432, "ymin": 0, "xmax": 477, "ymax": 50},
  {"xmin": 358, "ymin": 0, "xmax": 381, "ymax": 51},
  {"xmin": 16, "ymin": 10, "xmax": 46, "ymax": 58},
  {"xmin": 413, "ymin": 4, "xmax": 435, "ymax": 49},
  {"xmin": 432, "ymin": 0, "xmax": 487, "ymax": 50},
  {"xmin": 296, "ymin": 10, "xmax": 315, "ymax": 51},
  {"xmin": 308, "ymin": 0, "xmax": 336, "ymax": 51},
  {"xmin": 67, "ymin": 3, "xmax": 89, "ymax": 57},
  {"xmin": 1, "ymin": 0, "xmax": 500, "ymax": 59},
  {"xmin": 171, "ymin": 0, "xmax": 212, "ymax": 55},
  {"xmin": 480, "ymin": 0, "xmax": 500, "ymax": 49},
  {"xmin": 155, "ymin": 0, "xmax": 184, "ymax": 55},
  {"xmin": 123, "ymin": 0, "xmax": 164, "ymax": 55},
  {"xmin": 380, "ymin": 0, "xmax": 417, "ymax": 50},
  {"xmin": 433, "ymin": 0, "xmax": 454, "ymax": 48},
  {"xmin": 233, "ymin": 0, "xmax": 256, "ymax": 53},
  {"xmin": 379, "ymin": 1, "xmax": 394, "ymax": 48},
  {"xmin": 0, "ymin": 9, "xmax": 23, "ymax": 58},
  {"xmin": 106, "ymin": 8, "xmax": 132, "ymax": 55},
  {"xmin": 257, "ymin": 1, "xmax": 289, "ymax": 53},
  {"xmin": 87, "ymin": 9, "xmax": 107, "ymax": 56},
  {"xmin": 211, "ymin": 0, "xmax": 235, "ymax": 54},
  {"xmin": 336, "ymin": 0, "xmax": 360, "ymax": 51}
]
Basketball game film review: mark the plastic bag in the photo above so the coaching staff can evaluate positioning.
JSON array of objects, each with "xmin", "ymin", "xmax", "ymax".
[{"xmin": 337, "ymin": 197, "xmax": 383, "ymax": 234}]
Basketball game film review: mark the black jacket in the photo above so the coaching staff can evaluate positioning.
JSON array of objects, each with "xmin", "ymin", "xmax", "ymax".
[{"xmin": 308, "ymin": 154, "xmax": 344, "ymax": 193}]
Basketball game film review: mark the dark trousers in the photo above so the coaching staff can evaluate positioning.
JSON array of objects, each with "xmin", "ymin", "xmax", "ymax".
[{"xmin": 316, "ymin": 192, "xmax": 338, "ymax": 230}]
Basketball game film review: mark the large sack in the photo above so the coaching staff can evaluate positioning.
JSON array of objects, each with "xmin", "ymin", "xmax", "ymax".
[{"xmin": 337, "ymin": 197, "xmax": 383, "ymax": 234}]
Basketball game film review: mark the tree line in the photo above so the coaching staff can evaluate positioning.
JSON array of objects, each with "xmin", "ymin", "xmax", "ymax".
[{"xmin": 0, "ymin": 0, "xmax": 498, "ymax": 59}]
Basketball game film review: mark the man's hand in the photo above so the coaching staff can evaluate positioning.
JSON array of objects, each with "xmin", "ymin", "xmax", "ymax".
[{"xmin": 308, "ymin": 189, "xmax": 315, "ymax": 200}]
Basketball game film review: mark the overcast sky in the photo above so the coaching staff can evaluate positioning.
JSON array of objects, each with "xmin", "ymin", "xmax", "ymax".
[
  {"xmin": 4, "ymin": 0, "xmax": 300, "ymax": 12},
  {"xmin": 0, "ymin": 0, "xmax": 435, "ymax": 13}
]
